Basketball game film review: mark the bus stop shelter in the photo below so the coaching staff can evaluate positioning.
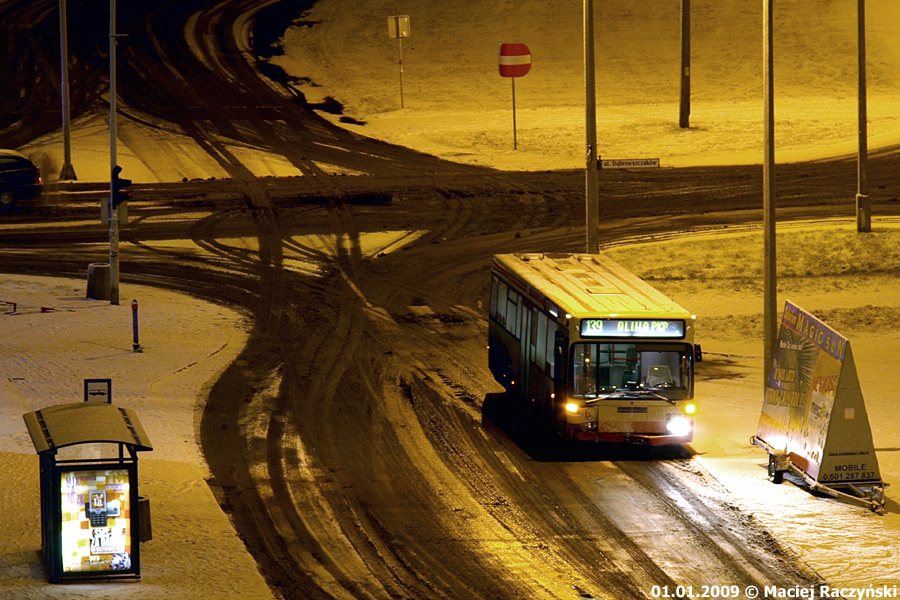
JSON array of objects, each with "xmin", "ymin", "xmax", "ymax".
[{"xmin": 23, "ymin": 400, "xmax": 153, "ymax": 582}]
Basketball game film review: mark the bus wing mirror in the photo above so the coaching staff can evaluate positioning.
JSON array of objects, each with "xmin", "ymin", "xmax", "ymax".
[
  {"xmin": 694, "ymin": 344, "xmax": 703, "ymax": 363},
  {"xmin": 554, "ymin": 331, "xmax": 568, "ymax": 361},
  {"xmin": 554, "ymin": 330, "xmax": 568, "ymax": 384}
]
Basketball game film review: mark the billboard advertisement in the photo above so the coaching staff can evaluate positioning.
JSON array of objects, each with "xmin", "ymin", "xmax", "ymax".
[
  {"xmin": 59, "ymin": 467, "xmax": 135, "ymax": 575},
  {"xmin": 756, "ymin": 301, "xmax": 880, "ymax": 484}
]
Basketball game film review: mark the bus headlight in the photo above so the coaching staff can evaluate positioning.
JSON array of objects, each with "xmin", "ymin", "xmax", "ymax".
[
  {"xmin": 565, "ymin": 402, "xmax": 580, "ymax": 414},
  {"xmin": 684, "ymin": 403, "xmax": 697, "ymax": 415},
  {"xmin": 667, "ymin": 416, "xmax": 692, "ymax": 437}
]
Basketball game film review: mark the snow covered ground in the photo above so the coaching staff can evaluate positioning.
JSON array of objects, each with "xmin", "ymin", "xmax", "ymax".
[
  {"xmin": 269, "ymin": 0, "xmax": 900, "ymax": 172},
  {"xmin": 18, "ymin": 0, "xmax": 900, "ymax": 182},
  {"xmin": 5, "ymin": 0, "xmax": 900, "ymax": 596},
  {"xmin": 681, "ymin": 254, "xmax": 900, "ymax": 591},
  {"xmin": 3, "ymin": 226, "xmax": 900, "ymax": 597},
  {"xmin": 0, "ymin": 276, "xmax": 274, "ymax": 599}
]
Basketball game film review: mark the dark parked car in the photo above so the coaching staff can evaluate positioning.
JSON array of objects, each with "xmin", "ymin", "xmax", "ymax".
[{"xmin": 0, "ymin": 149, "xmax": 42, "ymax": 209}]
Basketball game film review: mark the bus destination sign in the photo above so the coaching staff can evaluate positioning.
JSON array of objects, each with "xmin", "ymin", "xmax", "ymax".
[{"xmin": 580, "ymin": 318, "xmax": 685, "ymax": 339}]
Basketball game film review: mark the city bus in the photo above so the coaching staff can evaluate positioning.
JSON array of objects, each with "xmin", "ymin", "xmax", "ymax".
[{"xmin": 488, "ymin": 253, "xmax": 701, "ymax": 446}]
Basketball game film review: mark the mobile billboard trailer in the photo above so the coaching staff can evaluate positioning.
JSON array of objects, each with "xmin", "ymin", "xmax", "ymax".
[
  {"xmin": 489, "ymin": 253, "xmax": 700, "ymax": 446},
  {"xmin": 752, "ymin": 301, "xmax": 887, "ymax": 513}
]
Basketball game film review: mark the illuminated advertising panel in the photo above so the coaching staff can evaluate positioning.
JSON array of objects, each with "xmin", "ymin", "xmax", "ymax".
[
  {"xmin": 757, "ymin": 304, "xmax": 842, "ymax": 478},
  {"xmin": 59, "ymin": 467, "xmax": 135, "ymax": 575},
  {"xmin": 757, "ymin": 301, "xmax": 880, "ymax": 484},
  {"xmin": 580, "ymin": 318, "xmax": 685, "ymax": 339}
]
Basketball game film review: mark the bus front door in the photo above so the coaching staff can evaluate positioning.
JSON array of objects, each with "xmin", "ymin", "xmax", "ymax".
[{"xmin": 553, "ymin": 330, "xmax": 568, "ymax": 421}]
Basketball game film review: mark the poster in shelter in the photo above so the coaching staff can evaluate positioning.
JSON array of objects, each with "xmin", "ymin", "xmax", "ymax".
[{"xmin": 59, "ymin": 468, "xmax": 133, "ymax": 574}]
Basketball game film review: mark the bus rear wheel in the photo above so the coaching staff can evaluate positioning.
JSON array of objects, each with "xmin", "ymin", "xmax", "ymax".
[{"xmin": 767, "ymin": 454, "xmax": 784, "ymax": 484}]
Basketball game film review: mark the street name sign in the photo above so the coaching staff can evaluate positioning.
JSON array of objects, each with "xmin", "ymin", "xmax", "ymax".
[{"xmin": 599, "ymin": 158, "xmax": 660, "ymax": 169}]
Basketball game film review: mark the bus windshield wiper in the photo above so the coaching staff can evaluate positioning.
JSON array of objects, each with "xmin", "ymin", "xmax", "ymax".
[{"xmin": 588, "ymin": 390, "xmax": 676, "ymax": 405}]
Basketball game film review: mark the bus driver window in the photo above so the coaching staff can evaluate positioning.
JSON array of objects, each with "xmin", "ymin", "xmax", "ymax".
[
  {"xmin": 647, "ymin": 365, "xmax": 675, "ymax": 388},
  {"xmin": 573, "ymin": 346, "xmax": 598, "ymax": 397},
  {"xmin": 577, "ymin": 366, "xmax": 596, "ymax": 397}
]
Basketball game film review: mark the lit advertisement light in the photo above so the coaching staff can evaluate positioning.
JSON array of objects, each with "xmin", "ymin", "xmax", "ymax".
[{"xmin": 60, "ymin": 468, "xmax": 133, "ymax": 573}]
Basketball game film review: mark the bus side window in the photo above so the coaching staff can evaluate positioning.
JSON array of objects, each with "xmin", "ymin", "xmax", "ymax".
[
  {"xmin": 496, "ymin": 280, "xmax": 508, "ymax": 326},
  {"xmin": 490, "ymin": 276, "xmax": 498, "ymax": 317},
  {"xmin": 535, "ymin": 312, "xmax": 547, "ymax": 369},
  {"xmin": 506, "ymin": 289, "xmax": 519, "ymax": 337},
  {"xmin": 529, "ymin": 309, "xmax": 536, "ymax": 361},
  {"xmin": 516, "ymin": 295, "xmax": 523, "ymax": 339},
  {"xmin": 546, "ymin": 324, "xmax": 555, "ymax": 375}
]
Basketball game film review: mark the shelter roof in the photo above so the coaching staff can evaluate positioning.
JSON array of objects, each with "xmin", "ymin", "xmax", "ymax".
[{"xmin": 23, "ymin": 401, "xmax": 153, "ymax": 454}]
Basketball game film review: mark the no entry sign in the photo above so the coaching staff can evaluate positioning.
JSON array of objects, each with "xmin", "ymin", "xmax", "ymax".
[{"xmin": 498, "ymin": 43, "xmax": 532, "ymax": 78}]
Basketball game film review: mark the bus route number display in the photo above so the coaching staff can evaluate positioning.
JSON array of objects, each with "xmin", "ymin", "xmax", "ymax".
[{"xmin": 581, "ymin": 318, "xmax": 685, "ymax": 338}]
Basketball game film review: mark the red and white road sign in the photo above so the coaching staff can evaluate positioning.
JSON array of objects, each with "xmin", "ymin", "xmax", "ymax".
[{"xmin": 498, "ymin": 43, "xmax": 532, "ymax": 78}]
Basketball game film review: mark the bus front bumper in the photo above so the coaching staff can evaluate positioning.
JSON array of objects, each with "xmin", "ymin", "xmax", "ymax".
[{"xmin": 569, "ymin": 429, "xmax": 693, "ymax": 446}]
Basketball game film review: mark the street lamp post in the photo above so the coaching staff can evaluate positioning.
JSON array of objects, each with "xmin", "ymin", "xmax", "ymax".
[
  {"xmin": 584, "ymin": 0, "xmax": 599, "ymax": 253},
  {"xmin": 857, "ymin": 0, "xmax": 871, "ymax": 233},
  {"xmin": 58, "ymin": 0, "xmax": 77, "ymax": 180},
  {"xmin": 763, "ymin": 0, "xmax": 777, "ymax": 384},
  {"xmin": 679, "ymin": 0, "xmax": 691, "ymax": 129},
  {"xmin": 109, "ymin": 0, "xmax": 120, "ymax": 305}
]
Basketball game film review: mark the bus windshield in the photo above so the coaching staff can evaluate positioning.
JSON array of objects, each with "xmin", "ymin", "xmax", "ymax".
[{"xmin": 571, "ymin": 342, "xmax": 693, "ymax": 400}]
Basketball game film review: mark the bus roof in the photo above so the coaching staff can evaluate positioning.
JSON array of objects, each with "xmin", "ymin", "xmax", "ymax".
[{"xmin": 493, "ymin": 253, "xmax": 693, "ymax": 320}]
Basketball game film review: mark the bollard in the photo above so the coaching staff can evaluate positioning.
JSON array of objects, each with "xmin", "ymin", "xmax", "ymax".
[{"xmin": 131, "ymin": 299, "xmax": 143, "ymax": 353}]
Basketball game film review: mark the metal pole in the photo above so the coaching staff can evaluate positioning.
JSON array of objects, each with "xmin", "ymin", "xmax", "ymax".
[
  {"xmin": 584, "ymin": 0, "xmax": 599, "ymax": 253},
  {"xmin": 109, "ymin": 0, "xmax": 120, "ymax": 305},
  {"xmin": 512, "ymin": 77, "xmax": 518, "ymax": 150},
  {"xmin": 763, "ymin": 0, "xmax": 777, "ymax": 384},
  {"xmin": 679, "ymin": 0, "xmax": 691, "ymax": 129},
  {"xmin": 857, "ymin": 0, "xmax": 871, "ymax": 232},
  {"xmin": 58, "ymin": 0, "xmax": 77, "ymax": 180},
  {"xmin": 398, "ymin": 36, "xmax": 405, "ymax": 109}
]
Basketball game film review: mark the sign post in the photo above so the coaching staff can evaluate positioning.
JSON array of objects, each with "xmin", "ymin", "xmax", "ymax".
[
  {"xmin": 752, "ymin": 301, "xmax": 886, "ymax": 512},
  {"xmin": 387, "ymin": 15, "xmax": 410, "ymax": 109},
  {"xmin": 498, "ymin": 43, "xmax": 532, "ymax": 150}
]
